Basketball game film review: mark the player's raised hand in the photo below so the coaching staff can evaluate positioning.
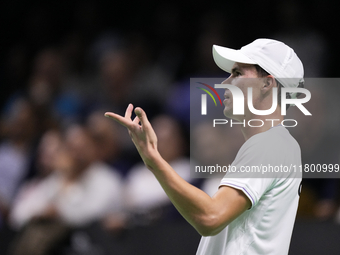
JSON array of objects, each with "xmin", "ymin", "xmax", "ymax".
[{"xmin": 104, "ymin": 104, "xmax": 159, "ymax": 170}]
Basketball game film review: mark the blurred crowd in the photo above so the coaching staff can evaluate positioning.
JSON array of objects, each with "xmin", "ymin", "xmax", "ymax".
[{"xmin": 1, "ymin": 0, "xmax": 340, "ymax": 254}]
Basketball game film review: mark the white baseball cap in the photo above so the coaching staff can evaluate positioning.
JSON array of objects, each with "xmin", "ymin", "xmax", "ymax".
[{"xmin": 212, "ymin": 38, "xmax": 304, "ymax": 94}]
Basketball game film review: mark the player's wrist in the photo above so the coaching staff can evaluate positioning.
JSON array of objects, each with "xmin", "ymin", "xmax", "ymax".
[{"xmin": 141, "ymin": 148, "xmax": 163, "ymax": 171}]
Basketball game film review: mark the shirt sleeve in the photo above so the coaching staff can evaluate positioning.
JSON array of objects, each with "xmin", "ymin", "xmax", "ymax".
[{"xmin": 220, "ymin": 177, "xmax": 274, "ymax": 208}]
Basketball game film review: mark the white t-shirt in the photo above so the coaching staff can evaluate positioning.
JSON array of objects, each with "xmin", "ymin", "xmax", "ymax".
[{"xmin": 197, "ymin": 126, "xmax": 302, "ymax": 255}]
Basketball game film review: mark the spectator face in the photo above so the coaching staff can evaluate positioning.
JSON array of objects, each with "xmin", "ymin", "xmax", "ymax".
[
  {"xmin": 87, "ymin": 111, "xmax": 120, "ymax": 162},
  {"xmin": 3, "ymin": 98, "xmax": 37, "ymax": 144},
  {"xmin": 33, "ymin": 48, "xmax": 64, "ymax": 90},
  {"xmin": 100, "ymin": 50, "xmax": 133, "ymax": 103},
  {"xmin": 36, "ymin": 130, "xmax": 62, "ymax": 177},
  {"xmin": 152, "ymin": 115, "xmax": 185, "ymax": 162},
  {"xmin": 64, "ymin": 125, "xmax": 97, "ymax": 171}
]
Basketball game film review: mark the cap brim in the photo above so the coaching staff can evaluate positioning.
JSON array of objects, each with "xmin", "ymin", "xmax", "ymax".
[{"xmin": 212, "ymin": 45, "xmax": 256, "ymax": 73}]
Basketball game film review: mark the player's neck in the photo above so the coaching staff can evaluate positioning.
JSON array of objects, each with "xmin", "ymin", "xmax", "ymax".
[{"xmin": 239, "ymin": 111, "xmax": 284, "ymax": 141}]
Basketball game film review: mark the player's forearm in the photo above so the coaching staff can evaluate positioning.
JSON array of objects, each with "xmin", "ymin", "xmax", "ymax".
[{"xmin": 144, "ymin": 150, "xmax": 225, "ymax": 236}]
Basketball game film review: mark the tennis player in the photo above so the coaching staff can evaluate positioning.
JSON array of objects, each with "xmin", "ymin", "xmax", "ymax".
[{"xmin": 105, "ymin": 38, "xmax": 303, "ymax": 255}]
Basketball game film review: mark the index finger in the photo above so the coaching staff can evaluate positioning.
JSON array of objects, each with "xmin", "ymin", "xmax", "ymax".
[{"xmin": 104, "ymin": 112, "xmax": 133, "ymax": 128}]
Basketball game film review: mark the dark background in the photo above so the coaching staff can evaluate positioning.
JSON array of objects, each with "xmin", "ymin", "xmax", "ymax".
[
  {"xmin": 1, "ymin": 0, "xmax": 339, "ymax": 106},
  {"xmin": 1, "ymin": 0, "xmax": 340, "ymax": 254}
]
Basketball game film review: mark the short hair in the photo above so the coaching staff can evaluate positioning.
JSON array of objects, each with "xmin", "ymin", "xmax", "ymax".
[{"xmin": 254, "ymin": 65, "xmax": 304, "ymax": 110}]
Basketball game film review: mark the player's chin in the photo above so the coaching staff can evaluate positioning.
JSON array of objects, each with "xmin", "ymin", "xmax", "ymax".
[{"xmin": 223, "ymin": 107, "xmax": 233, "ymax": 119}]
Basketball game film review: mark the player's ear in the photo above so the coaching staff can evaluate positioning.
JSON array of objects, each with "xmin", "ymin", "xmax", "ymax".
[{"xmin": 262, "ymin": 75, "xmax": 276, "ymax": 92}]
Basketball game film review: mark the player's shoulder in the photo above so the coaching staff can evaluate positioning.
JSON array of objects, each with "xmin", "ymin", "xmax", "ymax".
[
  {"xmin": 250, "ymin": 126, "xmax": 297, "ymax": 145},
  {"xmin": 243, "ymin": 125, "xmax": 300, "ymax": 155}
]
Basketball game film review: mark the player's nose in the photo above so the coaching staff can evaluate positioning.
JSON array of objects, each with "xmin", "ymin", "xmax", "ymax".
[{"xmin": 221, "ymin": 74, "xmax": 233, "ymax": 85}]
